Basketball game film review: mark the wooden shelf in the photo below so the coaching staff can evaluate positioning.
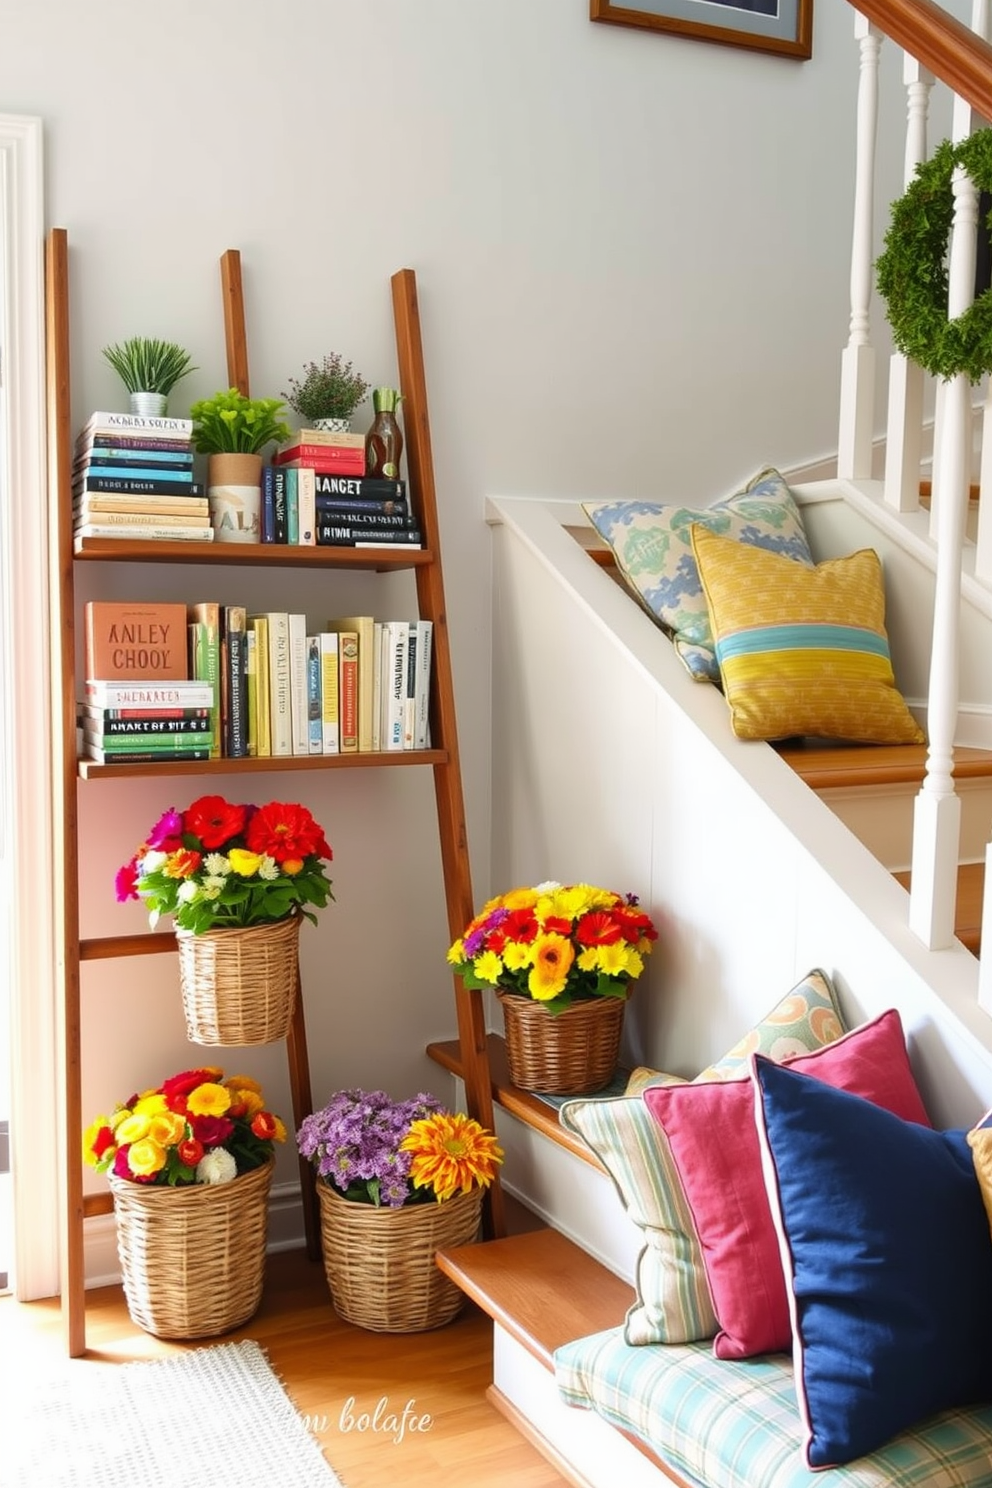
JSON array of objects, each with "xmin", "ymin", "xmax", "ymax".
[
  {"xmin": 77, "ymin": 747, "xmax": 447, "ymax": 780},
  {"xmin": 73, "ymin": 537, "xmax": 434, "ymax": 570}
]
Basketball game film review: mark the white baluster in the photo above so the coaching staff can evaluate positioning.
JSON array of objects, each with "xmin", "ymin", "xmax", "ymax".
[
  {"xmin": 838, "ymin": 16, "xmax": 881, "ymax": 480},
  {"xmin": 884, "ymin": 55, "xmax": 932, "ymax": 512},
  {"xmin": 909, "ymin": 160, "xmax": 979, "ymax": 948},
  {"xmin": 977, "ymin": 380, "xmax": 992, "ymax": 579}
]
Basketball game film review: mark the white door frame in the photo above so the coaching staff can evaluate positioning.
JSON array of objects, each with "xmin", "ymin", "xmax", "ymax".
[{"xmin": 0, "ymin": 114, "xmax": 58, "ymax": 1300}]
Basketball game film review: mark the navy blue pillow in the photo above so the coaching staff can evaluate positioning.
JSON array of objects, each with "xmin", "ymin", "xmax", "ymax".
[{"xmin": 752, "ymin": 1055, "xmax": 992, "ymax": 1468}]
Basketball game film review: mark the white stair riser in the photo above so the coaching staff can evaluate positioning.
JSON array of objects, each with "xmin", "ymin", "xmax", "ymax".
[
  {"xmin": 452, "ymin": 1075, "xmax": 639, "ymax": 1282},
  {"xmin": 816, "ymin": 778, "xmax": 992, "ymax": 871},
  {"xmin": 494, "ymin": 1327, "xmax": 667, "ymax": 1488}
]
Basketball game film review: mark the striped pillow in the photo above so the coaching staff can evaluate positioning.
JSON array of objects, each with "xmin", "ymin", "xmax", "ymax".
[
  {"xmin": 561, "ymin": 969, "xmax": 845, "ymax": 1346},
  {"xmin": 690, "ymin": 524, "xmax": 925, "ymax": 744}
]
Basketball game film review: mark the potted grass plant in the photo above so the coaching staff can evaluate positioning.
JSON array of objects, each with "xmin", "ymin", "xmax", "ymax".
[{"xmin": 101, "ymin": 335, "xmax": 197, "ymax": 417}]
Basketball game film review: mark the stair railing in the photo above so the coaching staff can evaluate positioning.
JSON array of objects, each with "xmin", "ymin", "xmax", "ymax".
[{"xmin": 838, "ymin": 1, "xmax": 992, "ymax": 1003}]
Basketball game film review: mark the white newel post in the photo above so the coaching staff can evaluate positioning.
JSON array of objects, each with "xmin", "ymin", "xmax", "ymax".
[
  {"xmin": 976, "ymin": 383, "xmax": 992, "ymax": 581},
  {"xmin": 909, "ymin": 156, "xmax": 979, "ymax": 950},
  {"xmin": 838, "ymin": 16, "xmax": 881, "ymax": 481},
  {"xmin": 884, "ymin": 55, "xmax": 931, "ymax": 513}
]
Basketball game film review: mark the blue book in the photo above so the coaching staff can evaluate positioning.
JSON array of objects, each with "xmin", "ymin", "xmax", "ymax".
[{"xmin": 306, "ymin": 635, "xmax": 323, "ymax": 755}]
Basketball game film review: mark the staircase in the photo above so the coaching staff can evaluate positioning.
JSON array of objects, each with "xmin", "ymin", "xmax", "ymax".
[{"xmin": 435, "ymin": 7, "xmax": 992, "ymax": 1483}]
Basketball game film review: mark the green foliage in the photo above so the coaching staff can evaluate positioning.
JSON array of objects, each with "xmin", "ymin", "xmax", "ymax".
[
  {"xmin": 189, "ymin": 387, "xmax": 292, "ymax": 454},
  {"xmin": 876, "ymin": 129, "xmax": 992, "ymax": 384},
  {"xmin": 282, "ymin": 354, "xmax": 370, "ymax": 421},
  {"xmin": 101, "ymin": 336, "xmax": 197, "ymax": 395}
]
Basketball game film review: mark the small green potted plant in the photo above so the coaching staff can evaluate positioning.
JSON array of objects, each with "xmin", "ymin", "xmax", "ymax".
[
  {"xmin": 189, "ymin": 388, "xmax": 292, "ymax": 543},
  {"xmin": 282, "ymin": 353, "xmax": 370, "ymax": 430},
  {"xmin": 101, "ymin": 335, "xmax": 197, "ymax": 416}
]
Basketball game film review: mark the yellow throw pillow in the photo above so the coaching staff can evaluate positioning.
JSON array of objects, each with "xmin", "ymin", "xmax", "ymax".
[{"xmin": 690, "ymin": 524, "xmax": 925, "ymax": 744}]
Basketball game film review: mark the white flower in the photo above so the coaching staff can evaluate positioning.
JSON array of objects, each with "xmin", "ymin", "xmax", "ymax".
[
  {"xmin": 258, "ymin": 856, "xmax": 280, "ymax": 881},
  {"xmin": 196, "ymin": 1148, "xmax": 238, "ymax": 1185},
  {"xmin": 139, "ymin": 850, "xmax": 167, "ymax": 874},
  {"xmin": 534, "ymin": 880, "xmax": 561, "ymax": 894},
  {"xmin": 203, "ymin": 853, "xmax": 231, "ymax": 877},
  {"xmin": 177, "ymin": 880, "xmax": 200, "ymax": 904}
]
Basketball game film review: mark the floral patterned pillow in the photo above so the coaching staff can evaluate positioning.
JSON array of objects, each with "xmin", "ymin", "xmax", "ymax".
[{"xmin": 583, "ymin": 467, "xmax": 813, "ymax": 681}]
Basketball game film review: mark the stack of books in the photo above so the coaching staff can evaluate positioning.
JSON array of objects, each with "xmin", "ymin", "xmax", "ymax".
[
  {"xmin": 80, "ymin": 680, "xmax": 215, "ymax": 764},
  {"xmin": 73, "ymin": 411, "xmax": 211, "ymax": 549},
  {"xmin": 263, "ymin": 429, "xmax": 422, "ymax": 548}
]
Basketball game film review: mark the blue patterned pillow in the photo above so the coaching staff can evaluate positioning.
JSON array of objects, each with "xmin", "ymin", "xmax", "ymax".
[{"xmin": 583, "ymin": 468, "xmax": 813, "ymax": 681}]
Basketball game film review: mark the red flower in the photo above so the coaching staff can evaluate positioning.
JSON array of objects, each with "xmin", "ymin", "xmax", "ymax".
[
  {"xmin": 245, "ymin": 801, "xmax": 331, "ymax": 864},
  {"xmin": 615, "ymin": 906, "xmax": 659, "ymax": 944},
  {"xmin": 161, "ymin": 1068, "xmax": 221, "ymax": 1101},
  {"xmin": 89, "ymin": 1123, "xmax": 116, "ymax": 1161},
  {"xmin": 177, "ymin": 1137, "xmax": 204, "ymax": 1168},
  {"xmin": 502, "ymin": 908, "xmax": 539, "ymax": 944},
  {"xmin": 575, "ymin": 911, "xmax": 623, "ymax": 947},
  {"xmin": 251, "ymin": 1111, "xmax": 277, "ymax": 1141},
  {"xmin": 114, "ymin": 858, "xmax": 140, "ymax": 903},
  {"xmin": 188, "ymin": 1113, "xmax": 234, "ymax": 1147},
  {"xmin": 183, "ymin": 795, "xmax": 247, "ymax": 851},
  {"xmin": 544, "ymin": 915, "xmax": 573, "ymax": 938}
]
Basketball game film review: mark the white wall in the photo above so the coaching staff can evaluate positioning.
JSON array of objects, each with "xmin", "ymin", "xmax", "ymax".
[
  {"xmin": 0, "ymin": 1, "xmax": 901, "ymax": 1272},
  {"xmin": 488, "ymin": 495, "xmax": 992, "ymax": 1134}
]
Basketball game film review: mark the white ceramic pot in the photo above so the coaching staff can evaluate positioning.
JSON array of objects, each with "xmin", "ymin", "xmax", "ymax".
[{"xmin": 207, "ymin": 452, "xmax": 263, "ymax": 543}]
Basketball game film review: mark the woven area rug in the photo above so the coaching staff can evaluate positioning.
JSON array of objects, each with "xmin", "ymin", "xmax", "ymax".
[{"xmin": 6, "ymin": 1339, "xmax": 344, "ymax": 1488}]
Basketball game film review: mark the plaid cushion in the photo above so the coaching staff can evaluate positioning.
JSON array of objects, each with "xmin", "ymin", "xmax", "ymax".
[{"xmin": 554, "ymin": 1329, "xmax": 992, "ymax": 1487}]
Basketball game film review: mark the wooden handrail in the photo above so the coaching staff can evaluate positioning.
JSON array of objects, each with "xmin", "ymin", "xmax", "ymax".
[{"xmin": 849, "ymin": 0, "xmax": 992, "ymax": 124}]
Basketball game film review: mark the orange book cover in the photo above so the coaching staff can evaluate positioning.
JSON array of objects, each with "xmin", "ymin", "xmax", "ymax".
[{"xmin": 83, "ymin": 600, "xmax": 189, "ymax": 682}]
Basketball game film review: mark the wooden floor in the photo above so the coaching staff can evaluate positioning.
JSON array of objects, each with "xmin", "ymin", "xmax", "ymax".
[{"xmin": 2, "ymin": 1247, "xmax": 569, "ymax": 1488}]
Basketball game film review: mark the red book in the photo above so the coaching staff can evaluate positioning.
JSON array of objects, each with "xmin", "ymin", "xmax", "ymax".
[{"xmin": 274, "ymin": 444, "xmax": 366, "ymax": 476}]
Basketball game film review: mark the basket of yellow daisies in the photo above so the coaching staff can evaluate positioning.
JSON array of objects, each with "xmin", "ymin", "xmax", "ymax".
[
  {"xmin": 448, "ymin": 880, "xmax": 659, "ymax": 1094},
  {"xmin": 297, "ymin": 1089, "xmax": 503, "ymax": 1332}
]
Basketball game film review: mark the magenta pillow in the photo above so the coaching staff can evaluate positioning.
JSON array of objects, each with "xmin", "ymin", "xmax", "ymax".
[{"xmin": 642, "ymin": 1010, "xmax": 932, "ymax": 1360}]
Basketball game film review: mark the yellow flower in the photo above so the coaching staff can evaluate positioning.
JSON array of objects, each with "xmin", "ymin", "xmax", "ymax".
[
  {"xmin": 473, "ymin": 949, "xmax": 504, "ymax": 985},
  {"xmin": 400, "ymin": 1113, "xmax": 504, "ymax": 1202},
  {"xmin": 225, "ymin": 1074, "xmax": 262, "ymax": 1094},
  {"xmin": 272, "ymin": 1115, "xmax": 288, "ymax": 1143},
  {"xmin": 446, "ymin": 939, "xmax": 466, "ymax": 966},
  {"xmin": 502, "ymin": 941, "xmax": 534, "ymax": 972},
  {"xmin": 229, "ymin": 1087, "xmax": 265, "ymax": 1118},
  {"xmin": 186, "ymin": 1082, "xmax": 232, "ymax": 1117},
  {"xmin": 115, "ymin": 1112, "xmax": 151, "ymax": 1146},
  {"xmin": 501, "ymin": 887, "xmax": 538, "ymax": 912},
  {"xmin": 147, "ymin": 1111, "xmax": 186, "ymax": 1148},
  {"xmin": 227, "ymin": 847, "xmax": 262, "ymax": 877},
  {"xmin": 132, "ymin": 1092, "xmax": 168, "ymax": 1117},
  {"xmin": 127, "ymin": 1137, "xmax": 167, "ymax": 1177},
  {"xmin": 527, "ymin": 933, "xmax": 575, "ymax": 1000}
]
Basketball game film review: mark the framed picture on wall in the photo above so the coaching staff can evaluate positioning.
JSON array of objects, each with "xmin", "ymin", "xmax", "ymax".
[{"xmin": 590, "ymin": 1, "xmax": 813, "ymax": 61}]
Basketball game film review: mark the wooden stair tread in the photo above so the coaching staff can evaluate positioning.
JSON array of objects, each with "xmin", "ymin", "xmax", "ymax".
[
  {"xmin": 892, "ymin": 860, "xmax": 985, "ymax": 954},
  {"xmin": 427, "ymin": 1033, "xmax": 608, "ymax": 1169},
  {"xmin": 777, "ymin": 742, "xmax": 992, "ymax": 791},
  {"xmin": 437, "ymin": 1227, "xmax": 633, "ymax": 1369}
]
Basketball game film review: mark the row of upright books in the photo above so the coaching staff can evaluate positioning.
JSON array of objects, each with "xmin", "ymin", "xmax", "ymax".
[
  {"xmin": 80, "ymin": 601, "xmax": 433, "ymax": 764},
  {"xmin": 260, "ymin": 465, "xmax": 421, "ymax": 549},
  {"xmin": 72, "ymin": 410, "xmax": 210, "ymax": 548}
]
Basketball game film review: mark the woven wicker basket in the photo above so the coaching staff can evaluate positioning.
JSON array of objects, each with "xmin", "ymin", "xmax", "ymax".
[
  {"xmin": 109, "ymin": 1158, "xmax": 273, "ymax": 1339},
  {"xmin": 497, "ymin": 989, "xmax": 627, "ymax": 1094},
  {"xmin": 176, "ymin": 915, "xmax": 300, "ymax": 1046},
  {"xmin": 316, "ymin": 1182, "xmax": 483, "ymax": 1333}
]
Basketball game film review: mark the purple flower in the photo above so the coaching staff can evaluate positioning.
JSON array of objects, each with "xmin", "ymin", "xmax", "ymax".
[
  {"xmin": 296, "ymin": 1087, "xmax": 446, "ymax": 1207},
  {"xmin": 464, "ymin": 907, "xmax": 508, "ymax": 959}
]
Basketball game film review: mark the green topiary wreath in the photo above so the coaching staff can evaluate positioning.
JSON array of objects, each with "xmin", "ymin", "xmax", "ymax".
[{"xmin": 876, "ymin": 129, "xmax": 992, "ymax": 384}]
